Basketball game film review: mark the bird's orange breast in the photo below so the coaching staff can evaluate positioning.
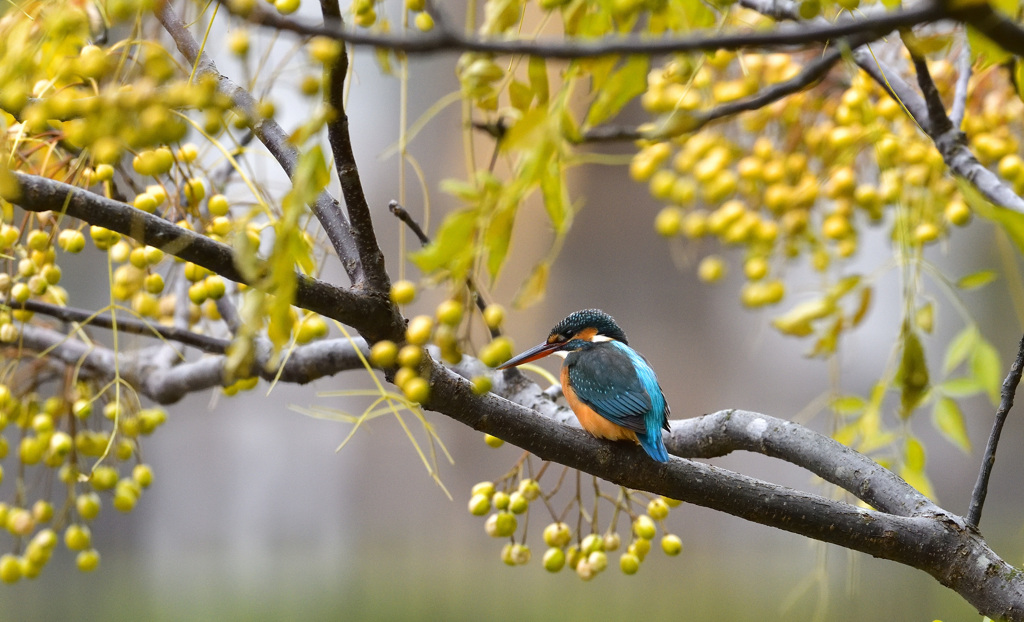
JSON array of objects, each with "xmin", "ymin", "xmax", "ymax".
[{"xmin": 561, "ymin": 367, "xmax": 639, "ymax": 444}]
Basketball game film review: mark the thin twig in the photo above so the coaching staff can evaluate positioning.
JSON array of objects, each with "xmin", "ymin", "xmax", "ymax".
[
  {"xmin": 967, "ymin": 333, "xmax": 1024, "ymax": 529},
  {"xmin": 908, "ymin": 49, "xmax": 953, "ymax": 135},
  {"xmin": 218, "ymin": 0, "xmax": 945, "ymax": 58},
  {"xmin": 950, "ymin": 29, "xmax": 972, "ymax": 130},
  {"xmin": 156, "ymin": 2, "xmax": 365, "ymax": 286},
  {"xmin": 319, "ymin": 0, "xmax": 392, "ymax": 293},
  {"xmin": 15, "ymin": 299, "xmax": 229, "ymax": 354},
  {"xmin": 388, "ymin": 200, "xmax": 430, "ymax": 245},
  {"xmin": 388, "ymin": 200, "xmax": 499, "ymax": 337}
]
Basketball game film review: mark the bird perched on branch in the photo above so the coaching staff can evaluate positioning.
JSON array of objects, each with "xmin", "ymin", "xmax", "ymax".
[{"xmin": 498, "ymin": 309, "xmax": 671, "ymax": 462}]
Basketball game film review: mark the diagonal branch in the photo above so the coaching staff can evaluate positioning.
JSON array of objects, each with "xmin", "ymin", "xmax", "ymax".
[
  {"xmin": 318, "ymin": 0, "xmax": 391, "ymax": 293},
  {"xmin": 852, "ymin": 50, "xmax": 1024, "ymax": 214},
  {"xmin": 424, "ymin": 357, "xmax": 1024, "ymax": 619},
  {"xmin": 17, "ymin": 299, "xmax": 229, "ymax": 354},
  {"xmin": 156, "ymin": 2, "xmax": 365, "ymax": 286},
  {"xmin": 11, "ymin": 172, "xmax": 403, "ymax": 342},
  {"xmin": 18, "ymin": 324, "xmax": 370, "ymax": 404},
  {"xmin": 967, "ymin": 332, "xmax": 1024, "ymax": 528}
]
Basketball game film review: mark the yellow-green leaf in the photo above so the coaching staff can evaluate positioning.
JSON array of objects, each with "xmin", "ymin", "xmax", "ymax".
[
  {"xmin": 409, "ymin": 208, "xmax": 478, "ymax": 278},
  {"xmin": 938, "ymin": 376, "xmax": 982, "ymax": 397},
  {"xmin": 513, "ymin": 261, "xmax": 549, "ymax": 309},
  {"xmin": 484, "ymin": 205, "xmax": 516, "ymax": 279},
  {"xmin": 832, "ymin": 395, "xmax": 866, "ymax": 416},
  {"xmin": 905, "ymin": 436, "xmax": 926, "ymax": 471},
  {"xmin": 966, "ymin": 26, "xmax": 1013, "ymax": 70},
  {"xmin": 933, "ymin": 397, "xmax": 971, "ymax": 453},
  {"xmin": 957, "ymin": 270, "xmax": 997, "ymax": 290},
  {"xmin": 971, "ymin": 338, "xmax": 1003, "ymax": 406},
  {"xmin": 1015, "ymin": 60, "xmax": 1024, "ymax": 104},
  {"xmin": 586, "ymin": 55, "xmax": 649, "ymax": 127},
  {"xmin": 528, "ymin": 57, "xmax": 549, "ymax": 105},
  {"xmin": 956, "ymin": 177, "xmax": 1024, "ymax": 254},
  {"xmin": 916, "ymin": 302, "xmax": 934, "ymax": 334},
  {"xmin": 509, "ymin": 80, "xmax": 534, "ymax": 112},
  {"xmin": 897, "ymin": 330, "xmax": 930, "ymax": 416},
  {"xmin": 944, "ymin": 325, "xmax": 978, "ymax": 373},
  {"xmin": 540, "ymin": 159, "xmax": 572, "ymax": 235}
]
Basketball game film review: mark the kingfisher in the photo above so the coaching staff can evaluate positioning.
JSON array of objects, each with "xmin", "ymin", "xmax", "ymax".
[{"xmin": 498, "ymin": 309, "xmax": 671, "ymax": 462}]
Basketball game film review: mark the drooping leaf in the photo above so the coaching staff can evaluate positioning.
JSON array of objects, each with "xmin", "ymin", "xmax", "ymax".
[
  {"xmin": 484, "ymin": 205, "xmax": 517, "ymax": 279},
  {"xmin": 540, "ymin": 158, "xmax": 572, "ymax": 235},
  {"xmin": 897, "ymin": 330, "xmax": 930, "ymax": 416},
  {"xmin": 832, "ymin": 395, "xmax": 866, "ymax": 416},
  {"xmin": 528, "ymin": 56, "xmax": 549, "ymax": 105},
  {"xmin": 971, "ymin": 337, "xmax": 1003, "ymax": 406},
  {"xmin": 916, "ymin": 302, "xmax": 934, "ymax": 334},
  {"xmin": 956, "ymin": 177, "xmax": 1024, "ymax": 253},
  {"xmin": 957, "ymin": 270, "xmax": 997, "ymax": 290},
  {"xmin": 409, "ymin": 208, "xmax": 478, "ymax": 279},
  {"xmin": 938, "ymin": 376, "xmax": 982, "ymax": 397},
  {"xmin": 905, "ymin": 436, "xmax": 926, "ymax": 471},
  {"xmin": 966, "ymin": 26, "xmax": 1013, "ymax": 70},
  {"xmin": 586, "ymin": 55, "xmax": 649, "ymax": 127},
  {"xmin": 933, "ymin": 398, "xmax": 971, "ymax": 453},
  {"xmin": 513, "ymin": 261, "xmax": 550, "ymax": 309},
  {"xmin": 509, "ymin": 80, "xmax": 534, "ymax": 112},
  {"xmin": 944, "ymin": 325, "xmax": 979, "ymax": 374}
]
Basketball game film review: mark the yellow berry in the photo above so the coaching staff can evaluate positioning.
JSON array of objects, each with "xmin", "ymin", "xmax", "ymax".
[
  {"xmin": 468, "ymin": 493, "xmax": 491, "ymax": 516},
  {"xmin": 402, "ymin": 377, "xmax": 430, "ymax": 403},
  {"xmin": 633, "ymin": 515, "xmax": 656, "ymax": 540},
  {"xmin": 76, "ymin": 549, "xmax": 100, "ymax": 572},
  {"xmin": 405, "ymin": 315, "xmax": 434, "ymax": 345},
  {"xmin": 389, "ymin": 280, "xmax": 415, "ymax": 306},
  {"xmin": 655, "ymin": 206, "xmax": 683, "ymax": 237},
  {"xmin": 436, "ymin": 299, "xmax": 464, "ymax": 326},
  {"xmin": 620, "ymin": 552, "xmax": 640, "ymax": 575},
  {"xmin": 543, "ymin": 522, "xmax": 571, "ymax": 547},
  {"xmin": 661, "ymin": 534, "xmax": 683, "ymax": 555},
  {"xmin": 370, "ymin": 340, "xmax": 399, "ymax": 368},
  {"xmin": 482, "ymin": 304, "xmax": 505, "ymax": 330},
  {"xmin": 397, "ymin": 344, "xmax": 423, "ymax": 368},
  {"xmin": 543, "ymin": 547, "xmax": 565, "ymax": 572},
  {"xmin": 647, "ymin": 497, "xmax": 670, "ymax": 520},
  {"xmin": 697, "ymin": 256, "xmax": 726, "ymax": 283},
  {"xmin": 484, "ymin": 433, "xmax": 504, "ymax": 448}
]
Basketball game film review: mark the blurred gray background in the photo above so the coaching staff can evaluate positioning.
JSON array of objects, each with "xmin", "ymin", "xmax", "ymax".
[{"xmin": 4, "ymin": 3, "xmax": 1024, "ymax": 620}]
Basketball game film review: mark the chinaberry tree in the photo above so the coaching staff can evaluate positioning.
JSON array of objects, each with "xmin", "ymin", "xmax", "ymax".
[{"xmin": 2, "ymin": 0, "xmax": 1024, "ymax": 618}]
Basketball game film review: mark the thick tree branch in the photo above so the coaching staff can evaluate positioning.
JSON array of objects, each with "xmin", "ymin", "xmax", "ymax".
[
  {"xmin": 318, "ymin": 0, "xmax": 391, "ymax": 293},
  {"xmin": 11, "ymin": 172, "xmax": 403, "ymax": 342},
  {"xmin": 220, "ymin": 0, "xmax": 944, "ymax": 57},
  {"xmin": 853, "ymin": 50, "xmax": 1024, "ymax": 214},
  {"xmin": 18, "ymin": 324, "xmax": 370, "ymax": 404},
  {"xmin": 156, "ymin": 2, "xmax": 365, "ymax": 286},
  {"xmin": 968, "ymin": 332, "xmax": 1024, "ymax": 528},
  {"xmin": 425, "ymin": 358, "xmax": 1024, "ymax": 619}
]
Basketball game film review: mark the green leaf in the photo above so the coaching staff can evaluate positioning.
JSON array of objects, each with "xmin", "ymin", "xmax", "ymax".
[
  {"xmin": 971, "ymin": 338, "xmax": 1003, "ymax": 406},
  {"xmin": 944, "ymin": 325, "xmax": 978, "ymax": 373},
  {"xmin": 673, "ymin": 0, "xmax": 716, "ymax": 28},
  {"xmin": 905, "ymin": 436, "xmax": 926, "ymax": 471},
  {"xmin": 897, "ymin": 330, "xmax": 930, "ymax": 416},
  {"xmin": 938, "ymin": 376, "xmax": 982, "ymax": 397},
  {"xmin": 484, "ymin": 205, "xmax": 516, "ymax": 279},
  {"xmin": 957, "ymin": 270, "xmax": 997, "ymax": 290},
  {"xmin": 439, "ymin": 178, "xmax": 481, "ymax": 202},
  {"xmin": 409, "ymin": 208, "xmax": 478, "ymax": 279},
  {"xmin": 509, "ymin": 80, "xmax": 533, "ymax": 112},
  {"xmin": 966, "ymin": 26, "xmax": 1013, "ymax": 70},
  {"xmin": 933, "ymin": 398, "xmax": 971, "ymax": 453},
  {"xmin": 528, "ymin": 57, "xmax": 549, "ymax": 105},
  {"xmin": 1015, "ymin": 61, "xmax": 1024, "ymax": 105},
  {"xmin": 513, "ymin": 261, "xmax": 550, "ymax": 309},
  {"xmin": 832, "ymin": 395, "xmax": 866, "ymax": 416},
  {"xmin": 586, "ymin": 55, "xmax": 649, "ymax": 127},
  {"xmin": 956, "ymin": 177, "xmax": 1024, "ymax": 254},
  {"xmin": 540, "ymin": 159, "xmax": 572, "ymax": 235}
]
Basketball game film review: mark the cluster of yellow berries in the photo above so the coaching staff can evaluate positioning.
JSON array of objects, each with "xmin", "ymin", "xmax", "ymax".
[
  {"xmin": 0, "ymin": 384, "xmax": 162, "ymax": 582},
  {"xmin": 371, "ymin": 280, "xmax": 510, "ymax": 404},
  {"xmin": 635, "ymin": 47, "xmax": 1015, "ymax": 310},
  {"xmin": 469, "ymin": 477, "xmax": 684, "ymax": 579}
]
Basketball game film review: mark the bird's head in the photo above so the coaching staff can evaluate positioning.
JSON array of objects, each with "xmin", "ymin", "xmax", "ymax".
[{"xmin": 497, "ymin": 309, "xmax": 627, "ymax": 369}]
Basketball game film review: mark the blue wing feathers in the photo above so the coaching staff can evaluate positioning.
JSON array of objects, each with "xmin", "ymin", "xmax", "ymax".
[{"xmin": 566, "ymin": 342, "xmax": 671, "ymax": 462}]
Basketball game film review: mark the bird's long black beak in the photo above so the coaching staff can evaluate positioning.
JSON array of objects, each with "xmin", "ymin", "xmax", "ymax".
[{"xmin": 497, "ymin": 341, "xmax": 562, "ymax": 369}]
